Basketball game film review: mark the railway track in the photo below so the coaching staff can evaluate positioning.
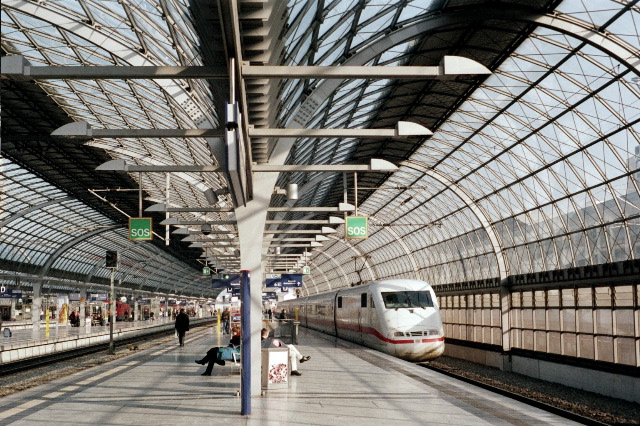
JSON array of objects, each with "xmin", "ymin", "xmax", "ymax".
[
  {"xmin": 0, "ymin": 322, "xmax": 214, "ymax": 377},
  {"xmin": 420, "ymin": 362, "xmax": 610, "ymax": 426}
]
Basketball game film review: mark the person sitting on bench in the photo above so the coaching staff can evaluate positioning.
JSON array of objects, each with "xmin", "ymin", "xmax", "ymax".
[
  {"xmin": 195, "ymin": 330, "xmax": 241, "ymax": 376},
  {"xmin": 261, "ymin": 328, "xmax": 310, "ymax": 376}
]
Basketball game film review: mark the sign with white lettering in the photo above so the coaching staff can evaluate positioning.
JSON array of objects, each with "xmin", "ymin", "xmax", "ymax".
[
  {"xmin": 265, "ymin": 274, "xmax": 302, "ymax": 288},
  {"xmin": 346, "ymin": 216, "xmax": 368, "ymax": 239},
  {"xmin": 129, "ymin": 217, "xmax": 152, "ymax": 241}
]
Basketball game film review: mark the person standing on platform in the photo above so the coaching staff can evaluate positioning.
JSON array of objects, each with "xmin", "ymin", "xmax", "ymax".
[
  {"xmin": 174, "ymin": 308, "xmax": 190, "ymax": 347},
  {"xmin": 278, "ymin": 309, "xmax": 287, "ymax": 320},
  {"xmin": 267, "ymin": 308, "xmax": 272, "ymax": 321},
  {"xmin": 221, "ymin": 308, "xmax": 230, "ymax": 334}
]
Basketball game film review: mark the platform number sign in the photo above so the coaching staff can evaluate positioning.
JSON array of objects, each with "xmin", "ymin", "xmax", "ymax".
[
  {"xmin": 346, "ymin": 216, "xmax": 368, "ymax": 239},
  {"xmin": 302, "ymin": 265, "xmax": 310, "ymax": 275},
  {"xmin": 202, "ymin": 267, "xmax": 211, "ymax": 276},
  {"xmin": 129, "ymin": 217, "xmax": 152, "ymax": 241}
]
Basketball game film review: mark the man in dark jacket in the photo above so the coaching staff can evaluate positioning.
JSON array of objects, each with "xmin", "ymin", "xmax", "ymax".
[{"xmin": 174, "ymin": 308, "xmax": 190, "ymax": 347}]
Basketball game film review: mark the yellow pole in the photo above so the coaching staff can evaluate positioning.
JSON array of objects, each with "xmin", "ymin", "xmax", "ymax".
[
  {"xmin": 216, "ymin": 309, "xmax": 221, "ymax": 346},
  {"xmin": 295, "ymin": 307, "xmax": 299, "ymax": 321},
  {"xmin": 45, "ymin": 310, "xmax": 50, "ymax": 338}
]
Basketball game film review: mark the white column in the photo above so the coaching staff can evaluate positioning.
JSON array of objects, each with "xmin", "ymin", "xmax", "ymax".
[
  {"xmin": 79, "ymin": 288, "xmax": 87, "ymax": 328},
  {"xmin": 32, "ymin": 282, "xmax": 42, "ymax": 335},
  {"xmin": 235, "ymin": 171, "xmax": 281, "ymax": 396}
]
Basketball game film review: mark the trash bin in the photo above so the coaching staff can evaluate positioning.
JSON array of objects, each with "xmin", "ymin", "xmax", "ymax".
[{"xmin": 261, "ymin": 347, "xmax": 290, "ymax": 390}]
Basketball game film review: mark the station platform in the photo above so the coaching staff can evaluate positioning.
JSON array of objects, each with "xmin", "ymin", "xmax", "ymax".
[
  {"xmin": 0, "ymin": 317, "xmax": 214, "ymax": 364},
  {"xmin": 0, "ymin": 325, "xmax": 581, "ymax": 425}
]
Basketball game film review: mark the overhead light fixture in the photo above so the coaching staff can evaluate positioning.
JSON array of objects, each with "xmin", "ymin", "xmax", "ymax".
[
  {"xmin": 286, "ymin": 183, "xmax": 299, "ymax": 201},
  {"xmin": 203, "ymin": 188, "xmax": 217, "ymax": 205}
]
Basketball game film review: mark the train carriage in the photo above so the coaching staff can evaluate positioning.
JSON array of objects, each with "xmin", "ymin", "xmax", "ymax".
[{"xmin": 281, "ymin": 279, "xmax": 444, "ymax": 362}]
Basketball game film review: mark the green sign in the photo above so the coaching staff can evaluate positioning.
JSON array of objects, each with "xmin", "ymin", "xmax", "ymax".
[
  {"xmin": 202, "ymin": 267, "xmax": 211, "ymax": 276},
  {"xmin": 129, "ymin": 217, "xmax": 152, "ymax": 241},
  {"xmin": 302, "ymin": 265, "xmax": 310, "ymax": 275},
  {"xmin": 346, "ymin": 216, "xmax": 368, "ymax": 239}
]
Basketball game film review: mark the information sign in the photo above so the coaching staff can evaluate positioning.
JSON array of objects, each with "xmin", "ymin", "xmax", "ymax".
[
  {"xmin": 265, "ymin": 274, "xmax": 302, "ymax": 288},
  {"xmin": 345, "ymin": 216, "xmax": 368, "ymax": 239},
  {"xmin": 202, "ymin": 267, "xmax": 211, "ymax": 276},
  {"xmin": 129, "ymin": 217, "xmax": 152, "ymax": 241},
  {"xmin": 302, "ymin": 265, "xmax": 310, "ymax": 275},
  {"xmin": 211, "ymin": 274, "xmax": 240, "ymax": 289},
  {"xmin": 90, "ymin": 293, "xmax": 108, "ymax": 302},
  {"xmin": 0, "ymin": 289, "xmax": 22, "ymax": 299}
]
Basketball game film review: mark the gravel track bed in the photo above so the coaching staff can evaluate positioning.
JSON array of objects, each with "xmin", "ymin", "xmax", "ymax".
[{"xmin": 425, "ymin": 356, "xmax": 639, "ymax": 425}]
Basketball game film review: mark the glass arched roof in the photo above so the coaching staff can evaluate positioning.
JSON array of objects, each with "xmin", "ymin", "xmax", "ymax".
[
  {"xmin": 281, "ymin": 0, "xmax": 640, "ymax": 293},
  {"xmin": 0, "ymin": 157, "xmax": 212, "ymax": 296}
]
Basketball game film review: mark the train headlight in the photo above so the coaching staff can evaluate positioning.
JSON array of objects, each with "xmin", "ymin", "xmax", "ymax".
[
  {"xmin": 428, "ymin": 329, "xmax": 439, "ymax": 336},
  {"xmin": 394, "ymin": 332, "xmax": 406, "ymax": 337}
]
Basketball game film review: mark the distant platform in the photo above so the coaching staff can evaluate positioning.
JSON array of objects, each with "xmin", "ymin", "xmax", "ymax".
[{"xmin": 0, "ymin": 317, "xmax": 214, "ymax": 364}]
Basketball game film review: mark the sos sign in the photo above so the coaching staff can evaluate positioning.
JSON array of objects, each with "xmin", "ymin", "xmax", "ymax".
[
  {"xmin": 346, "ymin": 216, "xmax": 368, "ymax": 239},
  {"xmin": 129, "ymin": 217, "xmax": 153, "ymax": 241}
]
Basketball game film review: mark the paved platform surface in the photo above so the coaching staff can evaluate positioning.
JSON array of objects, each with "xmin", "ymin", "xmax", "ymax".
[{"xmin": 0, "ymin": 326, "xmax": 580, "ymax": 425}]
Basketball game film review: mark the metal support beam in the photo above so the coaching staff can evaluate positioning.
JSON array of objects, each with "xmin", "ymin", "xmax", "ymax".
[
  {"xmin": 160, "ymin": 218, "xmax": 236, "ymax": 225},
  {"xmin": 240, "ymin": 57, "xmax": 490, "ymax": 78},
  {"xmin": 263, "ymin": 228, "xmax": 336, "ymax": 234},
  {"xmin": 52, "ymin": 121, "xmax": 430, "ymax": 139},
  {"xmin": 265, "ymin": 218, "xmax": 344, "ymax": 225},
  {"xmin": 147, "ymin": 204, "xmax": 234, "ymax": 213},
  {"xmin": 98, "ymin": 160, "xmax": 222, "ymax": 173},
  {"xmin": 268, "ymin": 204, "xmax": 355, "ymax": 212},
  {"xmin": 2, "ymin": 55, "xmax": 489, "ymax": 80},
  {"xmin": 149, "ymin": 204, "xmax": 353, "ymax": 213},
  {"xmin": 253, "ymin": 159, "xmax": 397, "ymax": 172},
  {"xmin": 97, "ymin": 159, "xmax": 396, "ymax": 173},
  {"xmin": 249, "ymin": 122, "xmax": 431, "ymax": 138}
]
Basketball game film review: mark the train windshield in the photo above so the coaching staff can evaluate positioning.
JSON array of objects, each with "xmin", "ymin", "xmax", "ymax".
[{"xmin": 381, "ymin": 291, "xmax": 433, "ymax": 309}]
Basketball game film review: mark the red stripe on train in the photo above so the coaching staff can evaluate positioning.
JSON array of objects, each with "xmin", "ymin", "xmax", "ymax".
[{"xmin": 302, "ymin": 316, "xmax": 444, "ymax": 345}]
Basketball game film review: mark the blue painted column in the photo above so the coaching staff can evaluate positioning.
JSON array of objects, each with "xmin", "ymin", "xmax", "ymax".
[{"xmin": 241, "ymin": 269, "xmax": 251, "ymax": 415}]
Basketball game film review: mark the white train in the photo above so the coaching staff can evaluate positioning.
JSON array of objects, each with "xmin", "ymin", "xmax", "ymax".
[{"xmin": 280, "ymin": 279, "xmax": 444, "ymax": 362}]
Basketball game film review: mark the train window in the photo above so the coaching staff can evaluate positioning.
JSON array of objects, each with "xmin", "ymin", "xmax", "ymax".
[
  {"xmin": 361, "ymin": 293, "xmax": 367, "ymax": 308},
  {"xmin": 381, "ymin": 291, "xmax": 433, "ymax": 309},
  {"xmin": 337, "ymin": 296, "xmax": 342, "ymax": 308}
]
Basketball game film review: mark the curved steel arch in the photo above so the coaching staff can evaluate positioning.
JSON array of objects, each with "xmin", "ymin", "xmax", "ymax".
[
  {"xmin": 39, "ymin": 225, "xmax": 121, "ymax": 278},
  {"xmin": 322, "ymin": 235, "xmax": 377, "ymax": 283},
  {"xmin": 365, "ymin": 218, "xmax": 423, "ymax": 281},
  {"xmin": 309, "ymin": 250, "xmax": 350, "ymax": 291},
  {"xmin": 3, "ymin": 0, "xmax": 214, "ymax": 127},
  {"xmin": 278, "ymin": 6, "xmax": 636, "ymax": 282},
  {"xmin": 0, "ymin": 196, "xmax": 73, "ymax": 228},
  {"xmin": 402, "ymin": 160, "xmax": 509, "ymax": 280},
  {"xmin": 285, "ymin": 6, "xmax": 638, "ymax": 132}
]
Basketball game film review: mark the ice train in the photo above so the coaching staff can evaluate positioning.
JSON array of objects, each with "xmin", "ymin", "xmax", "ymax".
[{"xmin": 280, "ymin": 279, "xmax": 445, "ymax": 362}]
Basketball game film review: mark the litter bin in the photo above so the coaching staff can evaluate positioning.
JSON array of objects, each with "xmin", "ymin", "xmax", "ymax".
[{"xmin": 261, "ymin": 347, "xmax": 290, "ymax": 390}]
